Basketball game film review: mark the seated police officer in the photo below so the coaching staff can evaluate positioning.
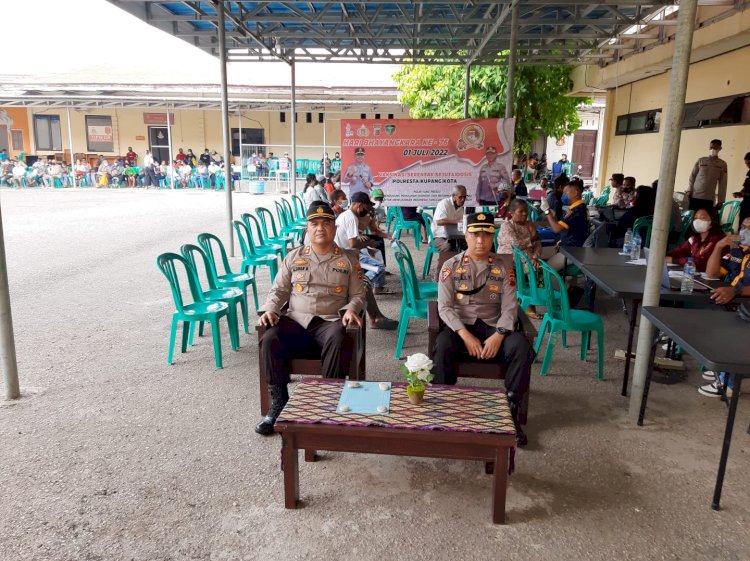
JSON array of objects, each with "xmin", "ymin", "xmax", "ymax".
[
  {"xmin": 255, "ymin": 201, "xmax": 367, "ymax": 435},
  {"xmin": 431, "ymin": 212, "xmax": 534, "ymax": 446}
]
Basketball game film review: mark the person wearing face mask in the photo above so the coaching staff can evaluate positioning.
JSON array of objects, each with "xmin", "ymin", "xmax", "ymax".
[
  {"xmin": 666, "ymin": 208, "xmax": 724, "ymax": 272},
  {"xmin": 687, "ymin": 139, "xmax": 728, "ymax": 212},
  {"xmin": 330, "ymin": 189, "xmax": 348, "ymax": 216},
  {"xmin": 370, "ymin": 187, "xmax": 386, "ymax": 225},
  {"xmin": 541, "ymin": 178, "xmax": 589, "ymax": 273},
  {"xmin": 432, "ymin": 185, "xmax": 468, "ymax": 255}
]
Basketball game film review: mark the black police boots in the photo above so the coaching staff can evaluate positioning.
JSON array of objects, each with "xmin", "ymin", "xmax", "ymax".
[
  {"xmin": 254, "ymin": 384, "xmax": 289, "ymax": 436},
  {"xmin": 507, "ymin": 392, "xmax": 528, "ymax": 447}
]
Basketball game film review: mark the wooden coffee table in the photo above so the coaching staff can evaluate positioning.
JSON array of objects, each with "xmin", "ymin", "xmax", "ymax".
[{"xmin": 275, "ymin": 379, "xmax": 517, "ymax": 524}]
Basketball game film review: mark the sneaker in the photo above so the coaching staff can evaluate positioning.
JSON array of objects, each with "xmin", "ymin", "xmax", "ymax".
[
  {"xmin": 702, "ymin": 370, "xmax": 716, "ymax": 381},
  {"xmin": 698, "ymin": 381, "xmax": 732, "ymax": 398}
]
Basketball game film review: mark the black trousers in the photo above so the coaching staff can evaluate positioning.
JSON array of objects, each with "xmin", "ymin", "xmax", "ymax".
[
  {"xmin": 260, "ymin": 316, "xmax": 348, "ymax": 385},
  {"xmin": 431, "ymin": 320, "xmax": 533, "ymax": 397},
  {"xmin": 689, "ymin": 196, "xmax": 714, "ymax": 212}
]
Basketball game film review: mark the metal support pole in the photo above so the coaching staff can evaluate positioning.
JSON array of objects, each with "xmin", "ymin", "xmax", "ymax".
[
  {"xmin": 629, "ymin": 0, "xmax": 698, "ymax": 419},
  {"xmin": 290, "ymin": 57, "xmax": 297, "ymax": 195},
  {"xmin": 0, "ymin": 199, "xmax": 20, "ymax": 400},
  {"xmin": 504, "ymin": 4, "xmax": 519, "ymax": 120},
  {"xmin": 218, "ymin": 0, "xmax": 234, "ymax": 256},
  {"xmin": 166, "ymin": 104, "xmax": 174, "ymax": 189},
  {"xmin": 323, "ymin": 112, "xmax": 327, "ymax": 169},
  {"xmin": 66, "ymin": 107, "xmax": 76, "ymax": 187},
  {"xmin": 238, "ymin": 106, "xmax": 243, "ymax": 172},
  {"xmin": 464, "ymin": 65, "xmax": 471, "ymax": 119}
]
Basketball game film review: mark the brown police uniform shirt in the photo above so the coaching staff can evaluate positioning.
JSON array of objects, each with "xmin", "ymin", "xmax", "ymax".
[
  {"xmin": 437, "ymin": 251, "xmax": 518, "ymax": 333},
  {"xmin": 689, "ymin": 156, "xmax": 728, "ymax": 203},
  {"xmin": 263, "ymin": 244, "xmax": 366, "ymax": 328}
]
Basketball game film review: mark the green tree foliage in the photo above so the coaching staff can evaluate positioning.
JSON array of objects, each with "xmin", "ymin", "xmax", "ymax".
[{"xmin": 393, "ymin": 63, "xmax": 589, "ymax": 156}]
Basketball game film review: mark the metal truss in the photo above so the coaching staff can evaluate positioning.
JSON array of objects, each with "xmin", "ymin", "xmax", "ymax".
[{"xmin": 108, "ymin": 1, "xmax": 745, "ymax": 67}]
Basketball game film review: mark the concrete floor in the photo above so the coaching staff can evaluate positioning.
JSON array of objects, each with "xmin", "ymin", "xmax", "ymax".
[{"xmin": 0, "ymin": 188, "xmax": 748, "ymax": 561}]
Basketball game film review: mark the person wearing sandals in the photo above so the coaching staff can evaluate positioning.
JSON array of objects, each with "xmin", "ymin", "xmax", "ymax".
[{"xmin": 496, "ymin": 199, "xmax": 543, "ymax": 318}]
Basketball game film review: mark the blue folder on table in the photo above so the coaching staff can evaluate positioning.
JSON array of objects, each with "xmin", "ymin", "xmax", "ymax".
[{"xmin": 337, "ymin": 381, "xmax": 391, "ymax": 414}]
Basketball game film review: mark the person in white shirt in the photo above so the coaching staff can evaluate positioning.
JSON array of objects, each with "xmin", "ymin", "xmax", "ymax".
[
  {"xmin": 333, "ymin": 192, "xmax": 399, "ymax": 329},
  {"xmin": 432, "ymin": 184, "xmax": 468, "ymax": 254},
  {"xmin": 12, "ymin": 161, "xmax": 26, "ymax": 187}
]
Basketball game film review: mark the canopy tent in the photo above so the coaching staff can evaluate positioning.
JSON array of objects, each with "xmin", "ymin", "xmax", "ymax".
[{"xmin": 4, "ymin": 1, "xmax": 711, "ymax": 408}]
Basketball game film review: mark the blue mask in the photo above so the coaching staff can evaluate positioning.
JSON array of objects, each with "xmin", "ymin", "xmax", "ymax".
[
  {"xmin": 561, "ymin": 194, "xmax": 571, "ymax": 205},
  {"xmin": 740, "ymin": 229, "xmax": 750, "ymax": 246},
  {"xmin": 339, "ymin": 199, "xmax": 349, "ymax": 209}
]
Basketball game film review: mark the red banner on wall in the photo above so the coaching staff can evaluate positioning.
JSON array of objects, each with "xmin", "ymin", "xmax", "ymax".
[
  {"xmin": 143, "ymin": 113, "xmax": 175, "ymax": 125},
  {"xmin": 340, "ymin": 118, "xmax": 514, "ymax": 206}
]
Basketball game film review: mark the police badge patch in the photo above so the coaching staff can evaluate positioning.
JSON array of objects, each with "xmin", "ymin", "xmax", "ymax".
[{"xmin": 440, "ymin": 268, "xmax": 452, "ymax": 282}]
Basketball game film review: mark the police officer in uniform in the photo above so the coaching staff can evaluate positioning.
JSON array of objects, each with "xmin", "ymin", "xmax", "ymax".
[
  {"xmin": 687, "ymin": 139, "xmax": 728, "ymax": 212},
  {"xmin": 255, "ymin": 201, "xmax": 367, "ymax": 435},
  {"xmin": 431, "ymin": 212, "xmax": 534, "ymax": 445},
  {"xmin": 343, "ymin": 147, "xmax": 374, "ymax": 197},
  {"xmin": 475, "ymin": 146, "xmax": 511, "ymax": 207}
]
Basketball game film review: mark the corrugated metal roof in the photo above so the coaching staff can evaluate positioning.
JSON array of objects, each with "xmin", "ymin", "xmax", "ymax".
[{"xmin": 106, "ymin": 1, "xmax": 720, "ymax": 66}]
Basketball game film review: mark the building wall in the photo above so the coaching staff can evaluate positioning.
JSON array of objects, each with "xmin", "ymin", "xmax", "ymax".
[
  {"xmin": 596, "ymin": 44, "xmax": 750, "ymax": 196},
  {"xmin": 8, "ymin": 106, "xmax": 408, "ymax": 164},
  {"xmin": 0, "ymin": 107, "xmax": 30, "ymax": 157}
]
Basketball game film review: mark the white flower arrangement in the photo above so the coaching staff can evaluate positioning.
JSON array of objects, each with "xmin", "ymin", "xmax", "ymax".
[{"xmin": 401, "ymin": 353, "xmax": 434, "ymax": 391}]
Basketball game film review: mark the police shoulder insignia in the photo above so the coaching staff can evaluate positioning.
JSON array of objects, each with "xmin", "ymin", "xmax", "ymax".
[
  {"xmin": 491, "ymin": 267, "xmax": 501, "ymax": 275},
  {"xmin": 507, "ymin": 268, "xmax": 516, "ymax": 287},
  {"xmin": 333, "ymin": 246, "xmax": 341, "ymax": 255},
  {"xmin": 440, "ymin": 268, "xmax": 452, "ymax": 282},
  {"xmin": 302, "ymin": 246, "xmax": 311, "ymax": 255},
  {"xmin": 336, "ymin": 260, "xmax": 347, "ymax": 268}
]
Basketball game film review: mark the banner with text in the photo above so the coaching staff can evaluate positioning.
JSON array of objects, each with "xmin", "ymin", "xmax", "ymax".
[{"xmin": 340, "ymin": 118, "xmax": 514, "ymax": 206}]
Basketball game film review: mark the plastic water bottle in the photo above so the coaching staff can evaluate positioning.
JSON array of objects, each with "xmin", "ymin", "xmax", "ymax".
[
  {"xmin": 622, "ymin": 228, "xmax": 633, "ymax": 255},
  {"xmin": 630, "ymin": 233, "xmax": 641, "ymax": 260},
  {"xmin": 681, "ymin": 258, "xmax": 695, "ymax": 293}
]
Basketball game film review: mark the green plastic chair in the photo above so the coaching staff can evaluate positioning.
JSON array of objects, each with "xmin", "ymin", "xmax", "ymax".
[
  {"xmin": 527, "ymin": 205, "xmax": 540, "ymax": 222},
  {"xmin": 392, "ymin": 247, "xmax": 431, "ymax": 360},
  {"xmin": 392, "ymin": 207, "xmax": 422, "ymax": 251},
  {"xmin": 156, "ymin": 252, "xmax": 231, "ymax": 369},
  {"xmin": 391, "ymin": 239, "xmax": 438, "ymax": 301},
  {"xmin": 291, "ymin": 194, "xmax": 307, "ymax": 221},
  {"xmin": 632, "ymin": 215, "xmax": 654, "ymax": 248},
  {"xmin": 670, "ymin": 210, "xmax": 695, "ymax": 249},
  {"xmin": 241, "ymin": 212, "xmax": 287, "ymax": 258},
  {"xmin": 582, "ymin": 191, "xmax": 593, "ymax": 205},
  {"xmin": 420, "ymin": 212, "xmax": 441, "ymax": 280},
  {"xmin": 718, "ymin": 200, "xmax": 741, "ymax": 234},
  {"xmin": 594, "ymin": 186, "xmax": 611, "ymax": 207},
  {"xmin": 512, "ymin": 246, "xmax": 550, "ymax": 312},
  {"xmin": 197, "ymin": 232, "xmax": 260, "ymax": 313},
  {"xmin": 232, "ymin": 220, "xmax": 279, "ymax": 282},
  {"xmin": 274, "ymin": 200, "xmax": 306, "ymax": 241},
  {"xmin": 180, "ymin": 244, "xmax": 243, "ymax": 349},
  {"xmin": 385, "ymin": 206, "xmax": 399, "ymax": 233},
  {"xmin": 282, "ymin": 197, "xmax": 306, "ymax": 228},
  {"xmin": 255, "ymin": 207, "xmax": 296, "ymax": 250},
  {"xmin": 534, "ymin": 260, "xmax": 604, "ymax": 380}
]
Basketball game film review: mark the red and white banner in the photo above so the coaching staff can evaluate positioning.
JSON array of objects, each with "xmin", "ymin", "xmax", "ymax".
[
  {"xmin": 340, "ymin": 118, "xmax": 514, "ymax": 206},
  {"xmin": 87, "ymin": 125, "xmax": 113, "ymax": 144}
]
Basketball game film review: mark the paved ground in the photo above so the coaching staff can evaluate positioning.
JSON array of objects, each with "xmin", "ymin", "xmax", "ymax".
[{"xmin": 0, "ymin": 188, "xmax": 748, "ymax": 561}]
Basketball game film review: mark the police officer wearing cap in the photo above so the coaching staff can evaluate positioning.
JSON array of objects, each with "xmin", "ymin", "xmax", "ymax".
[
  {"xmin": 343, "ymin": 147, "xmax": 374, "ymax": 198},
  {"xmin": 255, "ymin": 202, "xmax": 367, "ymax": 435},
  {"xmin": 431, "ymin": 212, "xmax": 534, "ymax": 445},
  {"xmin": 475, "ymin": 146, "xmax": 511, "ymax": 206}
]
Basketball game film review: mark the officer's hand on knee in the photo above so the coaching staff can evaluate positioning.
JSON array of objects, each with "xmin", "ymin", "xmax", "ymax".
[
  {"xmin": 458, "ymin": 329, "xmax": 482, "ymax": 358},
  {"xmin": 258, "ymin": 311, "xmax": 279, "ymax": 327},
  {"xmin": 342, "ymin": 309, "xmax": 363, "ymax": 328},
  {"xmin": 481, "ymin": 332, "xmax": 504, "ymax": 360}
]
